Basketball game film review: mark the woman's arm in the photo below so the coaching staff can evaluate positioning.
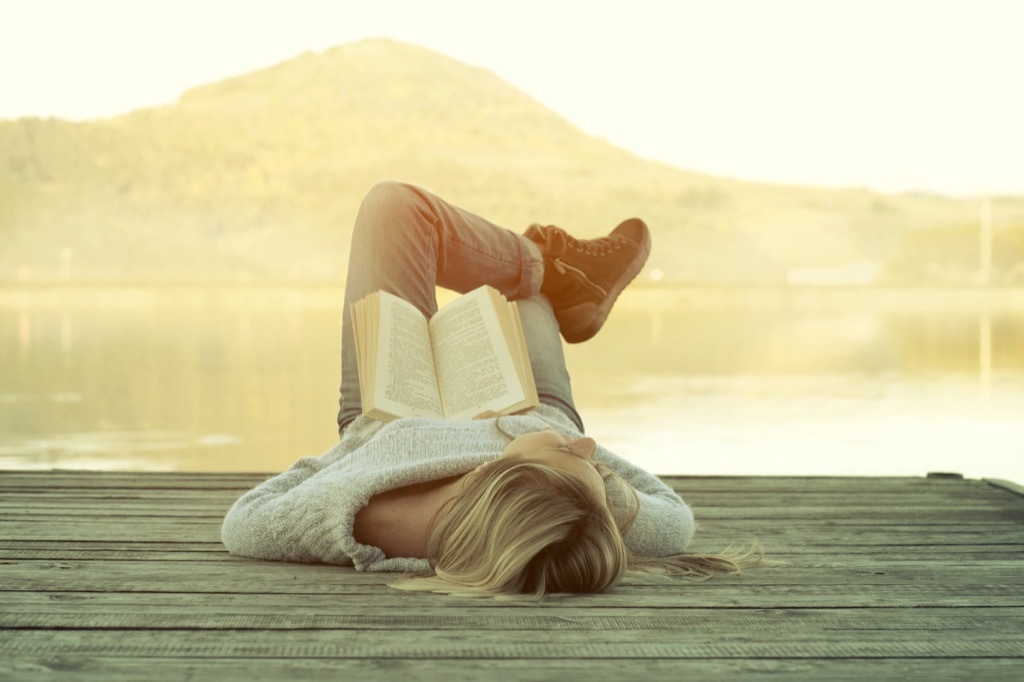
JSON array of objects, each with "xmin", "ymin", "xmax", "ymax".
[
  {"xmin": 595, "ymin": 449, "xmax": 695, "ymax": 557},
  {"xmin": 220, "ymin": 450, "xmax": 356, "ymax": 565}
]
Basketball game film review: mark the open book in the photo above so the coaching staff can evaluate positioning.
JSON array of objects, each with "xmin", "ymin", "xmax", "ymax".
[{"xmin": 350, "ymin": 285, "xmax": 539, "ymax": 422}]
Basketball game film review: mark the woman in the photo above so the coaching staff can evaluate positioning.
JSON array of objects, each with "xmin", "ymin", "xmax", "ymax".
[{"xmin": 222, "ymin": 181, "xmax": 755, "ymax": 597}]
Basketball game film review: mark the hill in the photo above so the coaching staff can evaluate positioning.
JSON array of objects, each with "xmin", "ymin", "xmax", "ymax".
[{"xmin": 1, "ymin": 39, "xmax": 1022, "ymax": 284}]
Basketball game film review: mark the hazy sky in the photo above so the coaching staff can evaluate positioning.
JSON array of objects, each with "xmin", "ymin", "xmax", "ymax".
[{"xmin": 2, "ymin": 0, "xmax": 1021, "ymax": 195}]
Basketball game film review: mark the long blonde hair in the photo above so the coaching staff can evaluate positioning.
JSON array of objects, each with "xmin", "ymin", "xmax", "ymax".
[
  {"xmin": 391, "ymin": 417, "xmax": 761, "ymax": 598},
  {"xmin": 393, "ymin": 457, "xmax": 629, "ymax": 598},
  {"xmin": 391, "ymin": 422, "xmax": 761, "ymax": 598}
]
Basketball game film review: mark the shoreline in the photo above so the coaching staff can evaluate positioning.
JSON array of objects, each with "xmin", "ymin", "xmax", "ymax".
[{"xmin": 2, "ymin": 283, "xmax": 1023, "ymax": 312}]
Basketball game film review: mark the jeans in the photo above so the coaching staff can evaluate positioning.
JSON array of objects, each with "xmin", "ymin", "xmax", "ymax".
[{"xmin": 337, "ymin": 181, "xmax": 584, "ymax": 433}]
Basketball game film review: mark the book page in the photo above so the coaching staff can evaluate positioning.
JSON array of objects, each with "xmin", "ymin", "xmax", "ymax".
[
  {"xmin": 351, "ymin": 296, "xmax": 372, "ymax": 403},
  {"xmin": 429, "ymin": 286, "xmax": 527, "ymax": 420},
  {"xmin": 372, "ymin": 292, "xmax": 443, "ymax": 419}
]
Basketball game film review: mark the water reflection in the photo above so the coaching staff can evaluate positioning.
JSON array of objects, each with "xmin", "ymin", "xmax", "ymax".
[
  {"xmin": 980, "ymin": 314, "xmax": 991, "ymax": 394},
  {"xmin": 1, "ymin": 288, "xmax": 1021, "ymax": 481},
  {"xmin": 567, "ymin": 306, "xmax": 1022, "ymax": 392}
]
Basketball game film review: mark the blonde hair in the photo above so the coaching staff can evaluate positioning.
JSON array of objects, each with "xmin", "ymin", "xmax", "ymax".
[
  {"xmin": 391, "ymin": 419, "xmax": 761, "ymax": 598},
  {"xmin": 393, "ymin": 458, "xmax": 629, "ymax": 598}
]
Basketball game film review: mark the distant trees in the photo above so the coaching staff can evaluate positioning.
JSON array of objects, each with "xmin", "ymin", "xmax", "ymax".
[{"xmin": 885, "ymin": 224, "xmax": 1024, "ymax": 285}]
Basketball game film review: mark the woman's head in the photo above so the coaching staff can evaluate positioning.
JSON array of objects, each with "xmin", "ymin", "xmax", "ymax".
[
  {"xmin": 394, "ymin": 427, "xmax": 631, "ymax": 598},
  {"xmin": 427, "ymin": 456, "xmax": 628, "ymax": 597}
]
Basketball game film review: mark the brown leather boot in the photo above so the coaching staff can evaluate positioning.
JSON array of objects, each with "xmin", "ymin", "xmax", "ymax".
[{"xmin": 525, "ymin": 218, "xmax": 651, "ymax": 343}]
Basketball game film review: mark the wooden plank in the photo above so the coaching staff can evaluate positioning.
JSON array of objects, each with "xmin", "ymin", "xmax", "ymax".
[
  {"xmin": 5, "ymin": 554, "xmax": 1014, "ymax": 590},
  {"xmin": 0, "ymin": 472, "xmax": 1000, "ymax": 501},
  {"xmin": 0, "ymin": 540, "xmax": 222, "ymax": 551},
  {"xmin": 7, "ymin": 591, "xmax": 1024, "ymax": 617},
  {"xmin": 6, "ymin": 554, "xmax": 1024, "ymax": 578},
  {"xmin": 3, "ymin": 564, "xmax": 1022, "ymax": 610},
  {"xmin": 3, "ymin": 543, "xmax": 1019, "ymax": 561},
  {"xmin": 0, "ymin": 548, "xmax": 233, "ymax": 561},
  {"xmin": 2, "ymin": 656, "xmax": 1022, "ymax": 682},
  {"xmin": 4, "ymin": 603, "xmax": 1022, "ymax": 631},
  {"xmin": 986, "ymin": 478, "xmax": 1024, "ymax": 497},
  {"xmin": 689, "ymin": 522, "xmax": 1024, "ymax": 542},
  {"xmin": 0, "ymin": 473, "xmax": 251, "ymax": 485},
  {"xmin": 7, "ymin": 486, "xmax": 1019, "ymax": 504},
  {"xmin": 4, "ymin": 501, "xmax": 1019, "ymax": 522},
  {"xmin": 1, "ymin": 471, "xmax": 993, "ymax": 492},
  {"xmin": 13, "ymin": 510, "xmax": 1024, "ymax": 525},
  {"xmin": 0, "ymin": 489, "xmax": 247, "ymax": 501},
  {"xmin": 1, "ymin": 497, "xmax": 1013, "ymax": 517},
  {"xmin": 7, "ymin": 521, "xmax": 1022, "ymax": 547},
  {"xmin": 3, "ymin": 584, "xmax": 1020, "ymax": 611},
  {"xmin": 664, "ymin": 475, "xmax": 994, "ymax": 489},
  {"xmin": 0, "ymin": 473, "xmax": 994, "ymax": 491},
  {"xmin": 5, "ymin": 483, "xmax": 1006, "ymax": 500},
  {"xmin": 3, "ymin": 628, "xmax": 1022, "ymax": 659}
]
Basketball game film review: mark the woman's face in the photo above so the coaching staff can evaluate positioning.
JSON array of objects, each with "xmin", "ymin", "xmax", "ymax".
[{"xmin": 497, "ymin": 429, "xmax": 606, "ymax": 502}]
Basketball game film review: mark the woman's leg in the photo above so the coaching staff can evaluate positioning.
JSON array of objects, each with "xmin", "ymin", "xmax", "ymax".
[
  {"xmin": 514, "ymin": 296, "xmax": 584, "ymax": 430},
  {"xmin": 337, "ymin": 182, "xmax": 581, "ymax": 432}
]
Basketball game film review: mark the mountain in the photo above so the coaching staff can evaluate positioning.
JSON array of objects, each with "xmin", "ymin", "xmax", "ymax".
[{"xmin": 1, "ymin": 38, "xmax": 1022, "ymax": 284}]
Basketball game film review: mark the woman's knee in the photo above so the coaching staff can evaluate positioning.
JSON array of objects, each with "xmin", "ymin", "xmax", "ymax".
[
  {"xmin": 358, "ymin": 181, "xmax": 424, "ymax": 224},
  {"xmin": 352, "ymin": 181, "xmax": 437, "ymax": 246}
]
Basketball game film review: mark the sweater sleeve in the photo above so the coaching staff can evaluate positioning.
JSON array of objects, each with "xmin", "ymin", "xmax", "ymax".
[
  {"xmin": 220, "ymin": 443, "xmax": 362, "ymax": 565},
  {"xmin": 594, "ymin": 449, "xmax": 695, "ymax": 557},
  {"xmin": 220, "ymin": 418, "xmax": 493, "ymax": 571}
]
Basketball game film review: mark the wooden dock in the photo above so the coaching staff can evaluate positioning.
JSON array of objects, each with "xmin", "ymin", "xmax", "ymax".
[{"xmin": 2, "ymin": 471, "xmax": 1022, "ymax": 680}]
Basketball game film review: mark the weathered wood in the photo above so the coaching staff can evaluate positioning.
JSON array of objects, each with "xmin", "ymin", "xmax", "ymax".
[
  {"xmin": 0, "ymin": 584, "xmax": 1017, "ymax": 610},
  {"xmin": 4, "ymin": 603, "xmax": 1023, "ymax": 631},
  {"xmin": 985, "ymin": 478, "xmax": 1024, "ymax": 498},
  {"xmin": 3, "ymin": 657, "xmax": 1023, "ymax": 682},
  {"xmin": 6, "ymin": 540, "xmax": 1015, "ymax": 557},
  {"xmin": 4, "ymin": 628, "xmax": 1023, "ymax": 658},
  {"xmin": 3, "ymin": 470, "xmax": 997, "ymax": 491},
  {"xmin": 2, "ymin": 471, "xmax": 1022, "ymax": 681},
  {"xmin": 7, "ymin": 520, "xmax": 1022, "ymax": 547},
  {"xmin": 6, "ymin": 502, "xmax": 1023, "ymax": 521},
  {"xmin": 4, "ymin": 558, "xmax": 1023, "ymax": 593}
]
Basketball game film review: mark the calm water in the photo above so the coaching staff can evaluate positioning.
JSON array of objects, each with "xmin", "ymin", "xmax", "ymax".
[{"xmin": 2, "ymin": 288, "xmax": 1022, "ymax": 483}]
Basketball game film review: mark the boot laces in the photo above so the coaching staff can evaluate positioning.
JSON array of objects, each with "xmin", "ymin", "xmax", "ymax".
[{"xmin": 529, "ymin": 225, "xmax": 624, "ymax": 267}]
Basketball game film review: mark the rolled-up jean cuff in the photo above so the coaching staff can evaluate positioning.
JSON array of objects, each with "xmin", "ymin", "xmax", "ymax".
[{"xmin": 517, "ymin": 238, "xmax": 544, "ymax": 300}]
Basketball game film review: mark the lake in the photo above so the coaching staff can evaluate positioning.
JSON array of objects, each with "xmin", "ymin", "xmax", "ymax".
[{"xmin": 2, "ymin": 286, "xmax": 1022, "ymax": 484}]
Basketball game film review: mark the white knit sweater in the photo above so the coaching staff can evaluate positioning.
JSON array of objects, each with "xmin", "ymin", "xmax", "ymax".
[{"xmin": 221, "ymin": 405, "xmax": 695, "ymax": 573}]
